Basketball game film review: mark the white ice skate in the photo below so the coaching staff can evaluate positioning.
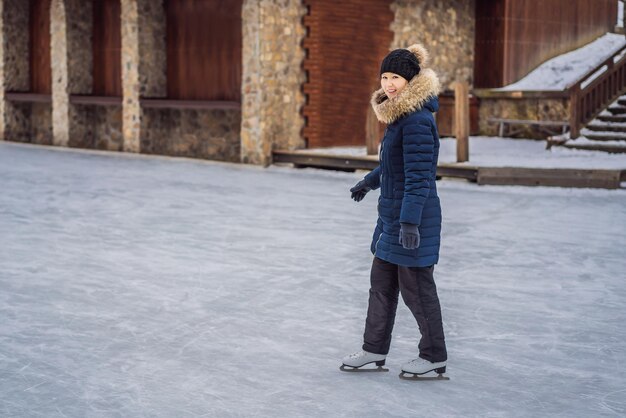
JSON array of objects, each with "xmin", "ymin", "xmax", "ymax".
[
  {"xmin": 399, "ymin": 358, "xmax": 449, "ymax": 381},
  {"xmin": 340, "ymin": 350, "xmax": 388, "ymax": 372}
]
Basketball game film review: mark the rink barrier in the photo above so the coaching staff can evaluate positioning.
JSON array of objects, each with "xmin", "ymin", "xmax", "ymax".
[
  {"xmin": 272, "ymin": 150, "xmax": 478, "ymax": 181},
  {"xmin": 272, "ymin": 150, "xmax": 625, "ymax": 189},
  {"xmin": 476, "ymin": 167, "xmax": 624, "ymax": 189}
]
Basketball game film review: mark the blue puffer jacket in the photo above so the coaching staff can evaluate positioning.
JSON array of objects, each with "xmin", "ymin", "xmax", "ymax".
[{"xmin": 364, "ymin": 49, "xmax": 442, "ymax": 267}]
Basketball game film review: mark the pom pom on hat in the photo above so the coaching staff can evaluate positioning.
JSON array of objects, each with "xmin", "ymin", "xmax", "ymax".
[{"xmin": 406, "ymin": 43, "xmax": 429, "ymax": 67}]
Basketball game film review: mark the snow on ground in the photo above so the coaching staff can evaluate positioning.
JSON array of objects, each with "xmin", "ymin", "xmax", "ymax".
[
  {"xmin": 1, "ymin": 142, "xmax": 625, "ymax": 417},
  {"xmin": 439, "ymin": 136, "xmax": 626, "ymax": 167},
  {"xmin": 306, "ymin": 136, "xmax": 626, "ymax": 169},
  {"xmin": 497, "ymin": 33, "xmax": 626, "ymax": 91}
]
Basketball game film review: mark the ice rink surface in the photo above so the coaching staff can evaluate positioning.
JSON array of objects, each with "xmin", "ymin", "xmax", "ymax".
[{"xmin": 1, "ymin": 142, "xmax": 625, "ymax": 417}]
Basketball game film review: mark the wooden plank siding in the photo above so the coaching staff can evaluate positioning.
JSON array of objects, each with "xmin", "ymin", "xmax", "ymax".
[
  {"xmin": 302, "ymin": 0, "xmax": 394, "ymax": 148},
  {"xmin": 93, "ymin": 0, "xmax": 122, "ymax": 97},
  {"xmin": 475, "ymin": 0, "xmax": 618, "ymax": 88},
  {"xmin": 474, "ymin": 0, "xmax": 506, "ymax": 90},
  {"xmin": 165, "ymin": 0, "xmax": 242, "ymax": 101},
  {"xmin": 437, "ymin": 93, "xmax": 480, "ymax": 137},
  {"xmin": 30, "ymin": 0, "xmax": 52, "ymax": 94}
]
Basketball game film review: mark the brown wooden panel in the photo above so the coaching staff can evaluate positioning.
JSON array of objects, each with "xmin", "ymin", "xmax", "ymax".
[
  {"xmin": 5, "ymin": 92, "xmax": 52, "ymax": 103},
  {"xmin": 93, "ymin": 0, "xmax": 122, "ymax": 97},
  {"xmin": 140, "ymin": 98, "xmax": 240, "ymax": 110},
  {"xmin": 30, "ymin": 0, "xmax": 52, "ymax": 94},
  {"xmin": 70, "ymin": 95, "xmax": 122, "ymax": 106},
  {"xmin": 436, "ymin": 94, "xmax": 479, "ymax": 137},
  {"xmin": 477, "ymin": 167, "xmax": 622, "ymax": 189},
  {"xmin": 474, "ymin": 0, "xmax": 506, "ymax": 89},
  {"xmin": 303, "ymin": 0, "xmax": 394, "ymax": 148},
  {"xmin": 166, "ymin": 0, "xmax": 242, "ymax": 101},
  {"xmin": 475, "ymin": 0, "xmax": 619, "ymax": 88}
]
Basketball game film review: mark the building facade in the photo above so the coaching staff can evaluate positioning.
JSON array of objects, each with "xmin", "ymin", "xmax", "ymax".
[{"xmin": 0, "ymin": 0, "xmax": 618, "ymax": 165}]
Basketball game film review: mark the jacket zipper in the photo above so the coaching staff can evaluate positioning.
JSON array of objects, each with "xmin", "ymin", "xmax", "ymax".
[
  {"xmin": 375, "ymin": 128, "xmax": 388, "ymax": 253},
  {"xmin": 379, "ymin": 129, "xmax": 387, "ymax": 186},
  {"xmin": 375, "ymin": 232, "xmax": 383, "ymax": 251}
]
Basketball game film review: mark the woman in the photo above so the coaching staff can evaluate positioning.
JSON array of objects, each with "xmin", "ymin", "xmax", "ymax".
[{"xmin": 341, "ymin": 44, "xmax": 447, "ymax": 378}]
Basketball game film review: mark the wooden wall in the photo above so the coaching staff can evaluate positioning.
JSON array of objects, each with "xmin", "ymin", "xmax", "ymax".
[
  {"xmin": 475, "ymin": 0, "xmax": 618, "ymax": 88},
  {"xmin": 437, "ymin": 93, "xmax": 480, "ymax": 137},
  {"xmin": 30, "ymin": 0, "xmax": 52, "ymax": 94},
  {"xmin": 93, "ymin": 0, "xmax": 122, "ymax": 97},
  {"xmin": 302, "ymin": 0, "xmax": 394, "ymax": 148},
  {"xmin": 165, "ymin": 0, "xmax": 242, "ymax": 101}
]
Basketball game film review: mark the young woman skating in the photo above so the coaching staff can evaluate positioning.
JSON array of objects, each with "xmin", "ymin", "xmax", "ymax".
[{"xmin": 342, "ymin": 43, "xmax": 448, "ymax": 380}]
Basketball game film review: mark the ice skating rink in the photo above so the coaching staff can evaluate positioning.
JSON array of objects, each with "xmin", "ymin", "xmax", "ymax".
[{"xmin": 1, "ymin": 142, "xmax": 625, "ymax": 417}]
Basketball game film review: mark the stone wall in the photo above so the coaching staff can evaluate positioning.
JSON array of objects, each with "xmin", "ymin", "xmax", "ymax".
[
  {"xmin": 68, "ymin": 105, "xmax": 123, "ymax": 150},
  {"xmin": 31, "ymin": 103, "xmax": 53, "ymax": 145},
  {"xmin": 93, "ymin": 106, "xmax": 123, "ymax": 151},
  {"xmin": 1, "ymin": 102, "xmax": 53, "ymax": 144},
  {"xmin": 3, "ymin": 102, "xmax": 31, "ymax": 143},
  {"xmin": 51, "ymin": 0, "xmax": 93, "ymax": 147},
  {"xmin": 66, "ymin": 0, "xmax": 92, "ymax": 94},
  {"xmin": 391, "ymin": 0, "xmax": 475, "ymax": 90},
  {"xmin": 137, "ymin": 0, "xmax": 166, "ymax": 98},
  {"xmin": 121, "ymin": 0, "xmax": 166, "ymax": 153},
  {"xmin": 1, "ymin": 0, "xmax": 29, "ymax": 91},
  {"xmin": 240, "ymin": 0, "xmax": 307, "ymax": 165},
  {"xmin": 66, "ymin": 0, "xmax": 124, "ymax": 152},
  {"xmin": 478, "ymin": 97, "xmax": 570, "ymax": 138},
  {"xmin": 141, "ymin": 108, "xmax": 240, "ymax": 161},
  {"xmin": 68, "ymin": 0, "xmax": 93, "ymax": 150},
  {"xmin": 50, "ymin": 0, "xmax": 70, "ymax": 146},
  {"xmin": 0, "ymin": 0, "xmax": 30, "ymax": 142},
  {"xmin": 0, "ymin": 0, "xmax": 320, "ymax": 162}
]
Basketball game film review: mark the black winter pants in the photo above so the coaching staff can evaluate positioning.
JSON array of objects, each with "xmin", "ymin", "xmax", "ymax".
[{"xmin": 362, "ymin": 257, "xmax": 447, "ymax": 363}]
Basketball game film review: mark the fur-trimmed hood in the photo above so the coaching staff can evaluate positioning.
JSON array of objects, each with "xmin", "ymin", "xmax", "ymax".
[{"xmin": 371, "ymin": 43, "xmax": 441, "ymax": 124}]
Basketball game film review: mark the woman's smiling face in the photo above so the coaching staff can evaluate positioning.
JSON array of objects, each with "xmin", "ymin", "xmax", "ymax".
[{"xmin": 381, "ymin": 72, "xmax": 408, "ymax": 99}]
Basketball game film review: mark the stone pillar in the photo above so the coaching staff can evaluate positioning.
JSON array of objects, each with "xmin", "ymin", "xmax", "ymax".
[
  {"xmin": 391, "ymin": 0, "xmax": 475, "ymax": 90},
  {"xmin": 0, "ymin": 0, "xmax": 30, "ymax": 142},
  {"xmin": 241, "ymin": 0, "xmax": 307, "ymax": 166},
  {"xmin": 50, "ymin": 0, "xmax": 70, "ymax": 146},
  {"xmin": 121, "ymin": 0, "xmax": 166, "ymax": 153},
  {"xmin": 50, "ymin": 0, "xmax": 92, "ymax": 147}
]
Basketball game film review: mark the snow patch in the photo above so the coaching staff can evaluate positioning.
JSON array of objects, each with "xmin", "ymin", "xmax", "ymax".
[
  {"xmin": 566, "ymin": 136, "xmax": 626, "ymax": 148},
  {"xmin": 580, "ymin": 128, "xmax": 626, "ymax": 140},
  {"xmin": 497, "ymin": 33, "xmax": 626, "ymax": 91},
  {"xmin": 302, "ymin": 146, "xmax": 370, "ymax": 156}
]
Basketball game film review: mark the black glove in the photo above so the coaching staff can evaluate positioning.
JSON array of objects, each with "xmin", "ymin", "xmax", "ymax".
[
  {"xmin": 350, "ymin": 179, "xmax": 371, "ymax": 202},
  {"xmin": 399, "ymin": 223, "xmax": 420, "ymax": 250}
]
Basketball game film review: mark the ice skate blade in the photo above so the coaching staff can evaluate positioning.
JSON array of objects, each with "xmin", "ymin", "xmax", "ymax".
[
  {"xmin": 399, "ymin": 372, "xmax": 450, "ymax": 381},
  {"xmin": 340, "ymin": 364, "xmax": 389, "ymax": 373}
]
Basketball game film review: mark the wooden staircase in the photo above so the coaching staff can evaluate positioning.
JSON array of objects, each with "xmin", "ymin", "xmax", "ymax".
[{"xmin": 560, "ymin": 96, "xmax": 626, "ymax": 153}]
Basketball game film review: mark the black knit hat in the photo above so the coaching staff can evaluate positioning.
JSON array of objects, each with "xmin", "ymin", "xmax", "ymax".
[{"xmin": 380, "ymin": 49, "xmax": 421, "ymax": 81}]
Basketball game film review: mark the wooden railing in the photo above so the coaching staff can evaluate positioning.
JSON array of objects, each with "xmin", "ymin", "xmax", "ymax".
[{"xmin": 568, "ymin": 44, "xmax": 626, "ymax": 138}]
